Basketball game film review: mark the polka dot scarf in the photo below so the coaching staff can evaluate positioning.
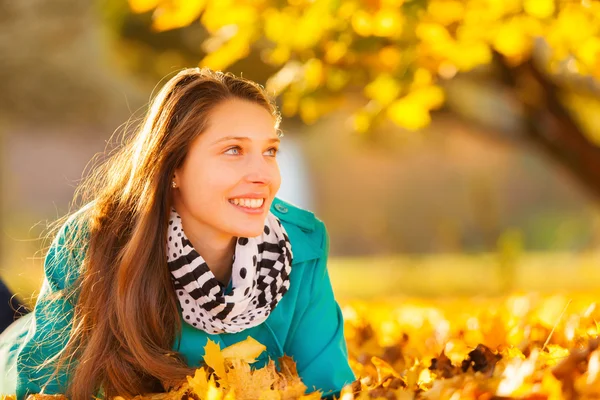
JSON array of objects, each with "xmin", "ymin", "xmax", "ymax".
[{"xmin": 166, "ymin": 207, "xmax": 293, "ymax": 334}]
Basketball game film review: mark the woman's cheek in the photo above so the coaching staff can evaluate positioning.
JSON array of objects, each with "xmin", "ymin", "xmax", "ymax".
[{"xmin": 270, "ymin": 165, "xmax": 282, "ymax": 193}]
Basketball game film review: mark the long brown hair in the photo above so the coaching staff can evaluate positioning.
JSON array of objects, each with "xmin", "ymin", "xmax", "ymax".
[{"xmin": 41, "ymin": 67, "xmax": 282, "ymax": 400}]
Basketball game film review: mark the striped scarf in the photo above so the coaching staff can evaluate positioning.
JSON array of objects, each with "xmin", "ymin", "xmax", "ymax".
[{"xmin": 167, "ymin": 207, "xmax": 293, "ymax": 334}]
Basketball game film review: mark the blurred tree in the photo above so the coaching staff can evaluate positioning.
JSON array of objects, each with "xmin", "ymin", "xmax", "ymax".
[
  {"xmin": 107, "ymin": 0, "xmax": 600, "ymax": 199},
  {"xmin": 0, "ymin": 0, "xmax": 144, "ymax": 284}
]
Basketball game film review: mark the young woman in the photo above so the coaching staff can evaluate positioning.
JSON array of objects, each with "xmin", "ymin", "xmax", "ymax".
[{"xmin": 0, "ymin": 68, "xmax": 355, "ymax": 400}]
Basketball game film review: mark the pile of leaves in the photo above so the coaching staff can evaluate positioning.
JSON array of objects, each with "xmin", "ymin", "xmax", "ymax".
[
  {"xmin": 6, "ymin": 293, "xmax": 600, "ymax": 400},
  {"xmin": 153, "ymin": 337, "xmax": 320, "ymax": 400},
  {"xmin": 342, "ymin": 293, "xmax": 600, "ymax": 399}
]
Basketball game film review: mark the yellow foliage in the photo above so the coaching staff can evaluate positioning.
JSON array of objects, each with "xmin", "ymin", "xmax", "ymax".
[
  {"xmin": 128, "ymin": 0, "xmax": 159, "ymax": 14},
  {"xmin": 206, "ymin": 381, "xmax": 223, "ymax": 400},
  {"xmin": 324, "ymin": 41, "xmax": 348, "ymax": 65},
  {"xmin": 221, "ymin": 335, "xmax": 266, "ymax": 363},
  {"xmin": 16, "ymin": 294, "xmax": 600, "ymax": 399},
  {"xmin": 351, "ymin": 10, "xmax": 373, "ymax": 37},
  {"xmin": 364, "ymin": 74, "xmax": 401, "ymax": 106},
  {"xmin": 387, "ymin": 99, "xmax": 431, "ymax": 131},
  {"xmin": 372, "ymin": 8, "xmax": 403, "ymax": 38},
  {"xmin": 126, "ymin": 0, "xmax": 600, "ymax": 133},
  {"xmin": 201, "ymin": 2, "xmax": 260, "ymax": 34},
  {"xmin": 524, "ymin": 0, "xmax": 556, "ymax": 19},
  {"xmin": 203, "ymin": 339, "xmax": 227, "ymax": 383},
  {"xmin": 491, "ymin": 16, "xmax": 542, "ymax": 62},
  {"xmin": 187, "ymin": 367, "xmax": 210, "ymax": 395},
  {"xmin": 302, "ymin": 59, "xmax": 324, "ymax": 92},
  {"xmin": 200, "ymin": 34, "xmax": 253, "ymax": 71},
  {"xmin": 408, "ymin": 85, "xmax": 445, "ymax": 110},
  {"xmin": 427, "ymin": 0, "xmax": 464, "ymax": 26},
  {"xmin": 263, "ymin": 8, "xmax": 295, "ymax": 45},
  {"xmin": 352, "ymin": 110, "xmax": 371, "ymax": 134},
  {"xmin": 298, "ymin": 97, "xmax": 319, "ymax": 124},
  {"xmin": 377, "ymin": 46, "xmax": 402, "ymax": 71},
  {"xmin": 151, "ymin": 0, "xmax": 207, "ymax": 32}
]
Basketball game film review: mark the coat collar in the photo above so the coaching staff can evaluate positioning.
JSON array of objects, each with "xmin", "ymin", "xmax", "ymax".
[{"xmin": 269, "ymin": 197, "xmax": 321, "ymax": 264}]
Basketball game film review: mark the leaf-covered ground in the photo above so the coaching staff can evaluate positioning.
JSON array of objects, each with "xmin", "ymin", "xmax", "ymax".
[
  {"xmin": 5, "ymin": 292, "xmax": 600, "ymax": 400},
  {"xmin": 341, "ymin": 293, "xmax": 600, "ymax": 399}
]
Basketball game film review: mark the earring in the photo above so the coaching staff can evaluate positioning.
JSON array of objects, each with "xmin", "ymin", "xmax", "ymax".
[{"xmin": 172, "ymin": 181, "xmax": 177, "ymax": 188}]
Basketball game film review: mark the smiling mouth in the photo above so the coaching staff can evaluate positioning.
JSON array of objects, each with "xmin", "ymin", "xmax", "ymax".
[{"xmin": 228, "ymin": 198, "xmax": 265, "ymax": 209}]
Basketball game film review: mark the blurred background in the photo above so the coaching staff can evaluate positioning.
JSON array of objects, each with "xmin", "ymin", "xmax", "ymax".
[{"xmin": 2, "ymin": 0, "xmax": 600, "ymax": 308}]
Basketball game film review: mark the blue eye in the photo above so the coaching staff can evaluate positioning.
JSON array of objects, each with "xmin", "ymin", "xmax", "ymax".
[
  {"xmin": 265, "ymin": 147, "xmax": 279, "ymax": 157},
  {"xmin": 224, "ymin": 146, "xmax": 241, "ymax": 155},
  {"xmin": 223, "ymin": 146, "xmax": 279, "ymax": 157}
]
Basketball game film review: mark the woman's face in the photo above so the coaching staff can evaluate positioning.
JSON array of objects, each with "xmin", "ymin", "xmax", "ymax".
[{"xmin": 172, "ymin": 98, "xmax": 281, "ymax": 240}]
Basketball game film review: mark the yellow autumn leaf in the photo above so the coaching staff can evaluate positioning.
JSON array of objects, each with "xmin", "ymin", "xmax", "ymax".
[
  {"xmin": 282, "ymin": 90, "xmax": 300, "ymax": 117},
  {"xmin": 524, "ymin": 0, "xmax": 555, "ymax": 19},
  {"xmin": 203, "ymin": 339, "xmax": 227, "ymax": 382},
  {"xmin": 292, "ymin": 6, "xmax": 330, "ymax": 51},
  {"xmin": 200, "ymin": 34, "xmax": 252, "ymax": 71},
  {"xmin": 326, "ymin": 68, "xmax": 350, "ymax": 91},
  {"xmin": 187, "ymin": 367, "xmax": 210, "ymax": 397},
  {"xmin": 226, "ymin": 358, "xmax": 279, "ymax": 399},
  {"xmin": 128, "ymin": 0, "xmax": 159, "ymax": 14},
  {"xmin": 540, "ymin": 369, "xmax": 563, "ymax": 400},
  {"xmin": 224, "ymin": 388, "xmax": 236, "ymax": 400},
  {"xmin": 263, "ymin": 8, "xmax": 295, "ymax": 45},
  {"xmin": 502, "ymin": 346, "xmax": 526, "ymax": 361},
  {"xmin": 378, "ymin": 46, "xmax": 402, "ymax": 71},
  {"xmin": 364, "ymin": 74, "xmax": 401, "ymax": 107},
  {"xmin": 372, "ymin": 8, "xmax": 403, "ymax": 38},
  {"xmin": 408, "ymin": 85, "xmax": 445, "ymax": 110},
  {"xmin": 258, "ymin": 390, "xmax": 281, "ymax": 400},
  {"xmin": 411, "ymin": 68, "xmax": 432, "ymax": 88},
  {"xmin": 299, "ymin": 392, "xmax": 323, "ymax": 400},
  {"xmin": 324, "ymin": 41, "xmax": 348, "ymax": 65},
  {"xmin": 387, "ymin": 99, "xmax": 431, "ymax": 131},
  {"xmin": 303, "ymin": 59, "xmax": 324, "ymax": 91},
  {"xmin": 492, "ymin": 20, "xmax": 532, "ymax": 60},
  {"xmin": 275, "ymin": 355, "xmax": 307, "ymax": 398},
  {"xmin": 352, "ymin": 110, "xmax": 371, "ymax": 134},
  {"xmin": 206, "ymin": 381, "xmax": 224, "ymax": 400},
  {"xmin": 416, "ymin": 22, "xmax": 452, "ymax": 45},
  {"xmin": 263, "ymin": 45, "xmax": 292, "ymax": 66},
  {"xmin": 351, "ymin": 10, "xmax": 372, "ymax": 37},
  {"xmin": 221, "ymin": 335, "xmax": 267, "ymax": 363},
  {"xmin": 541, "ymin": 344, "xmax": 571, "ymax": 367},
  {"xmin": 372, "ymin": 356, "xmax": 401, "ymax": 384},
  {"xmin": 576, "ymin": 37, "xmax": 600, "ymax": 72},
  {"xmin": 451, "ymin": 40, "xmax": 492, "ymax": 71},
  {"xmin": 427, "ymin": 0, "xmax": 464, "ymax": 26},
  {"xmin": 299, "ymin": 97, "xmax": 319, "ymax": 124},
  {"xmin": 151, "ymin": 0, "xmax": 207, "ymax": 32}
]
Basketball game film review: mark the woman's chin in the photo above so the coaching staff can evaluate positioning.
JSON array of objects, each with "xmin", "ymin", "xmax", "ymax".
[{"xmin": 227, "ymin": 222, "xmax": 266, "ymax": 239}]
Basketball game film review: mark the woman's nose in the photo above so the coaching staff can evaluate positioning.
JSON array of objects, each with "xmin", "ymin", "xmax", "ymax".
[{"xmin": 244, "ymin": 154, "xmax": 276, "ymax": 184}]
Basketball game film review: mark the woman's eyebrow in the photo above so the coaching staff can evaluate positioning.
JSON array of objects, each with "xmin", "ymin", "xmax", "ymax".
[{"xmin": 211, "ymin": 136, "xmax": 281, "ymax": 145}]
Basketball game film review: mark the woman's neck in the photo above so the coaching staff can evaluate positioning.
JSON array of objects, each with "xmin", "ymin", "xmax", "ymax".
[
  {"xmin": 173, "ymin": 205, "xmax": 236, "ymax": 285},
  {"xmin": 191, "ymin": 236, "xmax": 235, "ymax": 285}
]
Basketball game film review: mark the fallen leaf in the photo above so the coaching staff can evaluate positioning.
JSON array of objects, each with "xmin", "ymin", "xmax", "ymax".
[
  {"xmin": 429, "ymin": 349, "xmax": 459, "ymax": 379},
  {"xmin": 222, "ymin": 336, "xmax": 267, "ymax": 363},
  {"xmin": 462, "ymin": 344, "xmax": 502, "ymax": 376},
  {"xmin": 203, "ymin": 339, "xmax": 227, "ymax": 383}
]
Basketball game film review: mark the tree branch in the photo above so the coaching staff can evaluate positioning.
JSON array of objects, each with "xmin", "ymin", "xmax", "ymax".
[{"xmin": 493, "ymin": 51, "xmax": 600, "ymax": 201}]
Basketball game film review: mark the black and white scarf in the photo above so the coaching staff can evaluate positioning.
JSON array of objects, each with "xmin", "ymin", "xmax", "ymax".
[{"xmin": 166, "ymin": 207, "xmax": 293, "ymax": 334}]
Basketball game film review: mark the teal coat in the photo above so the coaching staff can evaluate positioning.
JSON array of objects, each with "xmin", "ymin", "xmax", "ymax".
[{"xmin": 0, "ymin": 198, "xmax": 355, "ymax": 399}]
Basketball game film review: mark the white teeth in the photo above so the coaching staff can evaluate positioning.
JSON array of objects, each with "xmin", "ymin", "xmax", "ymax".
[{"xmin": 229, "ymin": 198, "xmax": 264, "ymax": 209}]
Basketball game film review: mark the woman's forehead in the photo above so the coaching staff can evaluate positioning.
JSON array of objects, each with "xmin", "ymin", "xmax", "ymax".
[{"xmin": 201, "ymin": 99, "xmax": 279, "ymax": 142}]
